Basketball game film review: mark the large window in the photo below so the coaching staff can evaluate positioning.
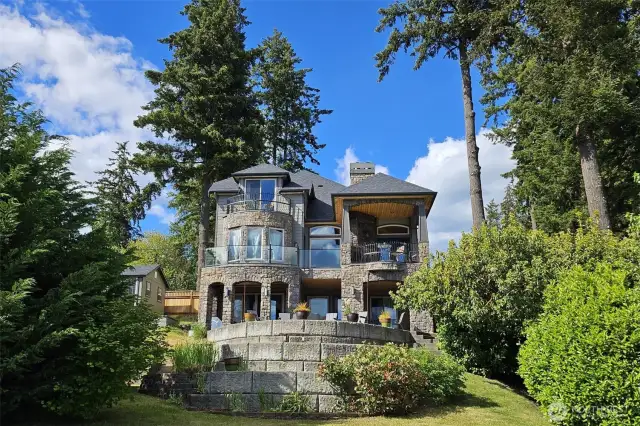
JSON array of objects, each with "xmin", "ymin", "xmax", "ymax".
[
  {"xmin": 269, "ymin": 228, "xmax": 284, "ymax": 262},
  {"xmin": 246, "ymin": 179, "xmax": 276, "ymax": 209},
  {"xmin": 228, "ymin": 228, "xmax": 241, "ymax": 261},
  {"xmin": 247, "ymin": 227, "xmax": 262, "ymax": 260},
  {"xmin": 309, "ymin": 226, "xmax": 341, "ymax": 268}
]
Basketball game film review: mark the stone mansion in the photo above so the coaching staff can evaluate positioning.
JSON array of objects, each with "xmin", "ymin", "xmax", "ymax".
[{"xmin": 198, "ymin": 162, "xmax": 436, "ymax": 333}]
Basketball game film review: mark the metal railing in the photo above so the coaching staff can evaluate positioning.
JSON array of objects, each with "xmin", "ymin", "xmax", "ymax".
[
  {"xmin": 351, "ymin": 242, "xmax": 419, "ymax": 264},
  {"xmin": 226, "ymin": 192, "xmax": 292, "ymax": 215},
  {"xmin": 205, "ymin": 245, "xmax": 298, "ymax": 267},
  {"xmin": 298, "ymin": 249, "xmax": 341, "ymax": 269}
]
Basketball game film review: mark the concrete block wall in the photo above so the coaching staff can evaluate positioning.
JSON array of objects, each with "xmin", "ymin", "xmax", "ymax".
[{"xmin": 186, "ymin": 371, "xmax": 349, "ymax": 413}]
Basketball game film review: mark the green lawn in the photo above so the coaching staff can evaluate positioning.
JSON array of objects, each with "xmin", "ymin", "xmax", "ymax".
[{"xmin": 29, "ymin": 374, "xmax": 547, "ymax": 426}]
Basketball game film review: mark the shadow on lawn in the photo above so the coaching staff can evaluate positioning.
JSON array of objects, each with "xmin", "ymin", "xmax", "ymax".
[{"xmin": 400, "ymin": 392, "xmax": 499, "ymax": 420}]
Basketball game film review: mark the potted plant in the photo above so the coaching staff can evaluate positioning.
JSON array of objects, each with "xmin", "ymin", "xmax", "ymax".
[
  {"xmin": 344, "ymin": 302, "xmax": 358, "ymax": 322},
  {"xmin": 244, "ymin": 312, "xmax": 256, "ymax": 322},
  {"xmin": 293, "ymin": 302, "xmax": 311, "ymax": 320},
  {"xmin": 378, "ymin": 311, "xmax": 392, "ymax": 328}
]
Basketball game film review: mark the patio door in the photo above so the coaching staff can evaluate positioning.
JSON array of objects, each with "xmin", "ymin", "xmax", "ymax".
[
  {"xmin": 308, "ymin": 297, "xmax": 328, "ymax": 320},
  {"xmin": 246, "ymin": 179, "xmax": 276, "ymax": 209},
  {"xmin": 233, "ymin": 293, "xmax": 260, "ymax": 322},
  {"xmin": 270, "ymin": 294, "xmax": 284, "ymax": 320},
  {"xmin": 370, "ymin": 296, "xmax": 397, "ymax": 327}
]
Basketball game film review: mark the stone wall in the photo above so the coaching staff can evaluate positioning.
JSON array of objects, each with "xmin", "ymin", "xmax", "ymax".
[
  {"xmin": 139, "ymin": 372, "xmax": 196, "ymax": 398},
  {"xmin": 223, "ymin": 210, "xmax": 294, "ymax": 248},
  {"xmin": 186, "ymin": 371, "xmax": 346, "ymax": 413}
]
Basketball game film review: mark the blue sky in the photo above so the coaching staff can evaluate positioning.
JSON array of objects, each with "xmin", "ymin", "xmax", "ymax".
[{"xmin": 0, "ymin": 0, "xmax": 514, "ymax": 251}]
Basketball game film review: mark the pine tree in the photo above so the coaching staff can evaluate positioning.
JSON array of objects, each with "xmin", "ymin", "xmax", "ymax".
[
  {"xmin": 375, "ymin": 0, "xmax": 509, "ymax": 228},
  {"xmin": 253, "ymin": 29, "xmax": 332, "ymax": 172},
  {"xmin": 485, "ymin": 199, "xmax": 501, "ymax": 228},
  {"xmin": 483, "ymin": 0, "xmax": 640, "ymax": 231},
  {"xmin": 134, "ymin": 0, "xmax": 263, "ymax": 288},
  {"xmin": 90, "ymin": 142, "xmax": 160, "ymax": 247}
]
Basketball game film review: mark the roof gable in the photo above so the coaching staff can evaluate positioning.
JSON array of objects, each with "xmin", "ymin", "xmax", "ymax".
[
  {"xmin": 121, "ymin": 264, "xmax": 169, "ymax": 288},
  {"xmin": 231, "ymin": 164, "xmax": 290, "ymax": 177}
]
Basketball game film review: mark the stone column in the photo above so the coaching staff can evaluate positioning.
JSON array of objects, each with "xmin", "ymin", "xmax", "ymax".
[
  {"xmin": 260, "ymin": 283, "xmax": 271, "ymax": 320},
  {"xmin": 287, "ymin": 282, "xmax": 300, "ymax": 312},
  {"xmin": 222, "ymin": 283, "xmax": 233, "ymax": 324},
  {"xmin": 417, "ymin": 203, "xmax": 429, "ymax": 262},
  {"xmin": 198, "ymin": 284, "xmax": 211, "ymax": 326}
]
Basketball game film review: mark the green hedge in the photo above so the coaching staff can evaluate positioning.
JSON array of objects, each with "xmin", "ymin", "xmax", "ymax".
[{"xmin": 518, "ymin": 265, "xmax": 640, "ymax": 425}]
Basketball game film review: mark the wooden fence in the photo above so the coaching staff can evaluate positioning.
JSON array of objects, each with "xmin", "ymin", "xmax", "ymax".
[{"xmin": 164, "ymin": 290, "xmax": 199, "ymax": 316}]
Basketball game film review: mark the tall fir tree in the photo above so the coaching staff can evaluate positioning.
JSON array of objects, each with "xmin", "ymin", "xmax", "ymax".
[
  {"xmin": 483, "ymin": 0, "xmax": 640, "ymax": 231},
  {"xmin": 90, "ymin": 142, "xmax": 160, "ymax": 247},
  {"xmin": 375, "ymin": 0, "xmax": 510, "ymax": 228},
  {"xmin": 253, "ymin": 29, "xmax": 332, "ymax": 172},
  {"xmin": 134, "ymin": 0, "xmax": 263, "ymax": 288}
]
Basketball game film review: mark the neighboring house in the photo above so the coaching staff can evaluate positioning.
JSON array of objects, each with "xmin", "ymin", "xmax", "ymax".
[
  {"xmin": 122, "ymin": 264, "xmax": 169, "ymax": 315},
  {"xmin": 198, "ymin": 162, "xmax": 436, "ymax": 333}
]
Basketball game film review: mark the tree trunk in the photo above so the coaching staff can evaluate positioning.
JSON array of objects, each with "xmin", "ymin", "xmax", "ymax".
[
  {"xmin": 576, "ymin": 125, "xmax": 611, "ymax": 229},
  {"xmin": 196, "ymin": 174, "xmax": 212, "ymax": 290},
  {"xmin": 529, "ymin": 201, "xmax": 538, "ymax": 231},
  {"xmin": 459, "ymin": 42, "xmax": 485, "ymax": 229}
]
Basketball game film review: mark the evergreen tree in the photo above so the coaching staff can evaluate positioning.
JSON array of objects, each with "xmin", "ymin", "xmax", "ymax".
[
  {"xmin": 0, "ymin": 65, "xmax": 165, "ymax": 420},
  {"xmin": 483, "ymin": 0, "xmax": 640, "ymax": 231},
  {"xmin": 134, "ymin": 0, "xmax": 263, "ymax": 288},
  {"xmin": 90, "ymin": 142, "xmax": 160, "ymax": 247},
  {"xmin": 485, "ymin": 199, "xmax": 501, "ymax": 228},
  {"xmin": 375, "ymin": 0, "xmax": 509, "ymax": 228},
  {"xmin": 253, "ymin": 29, "xmax": 332, "ymax": 172}
]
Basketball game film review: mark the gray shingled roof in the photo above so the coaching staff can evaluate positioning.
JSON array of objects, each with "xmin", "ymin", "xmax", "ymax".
[
  {"xmin": 231, "ymin": 164, "xmax": 290, "ymax": 177},
  {"xmin": 292, "ymin": 170, "xmax": 345, "ymax": 222},
  {"xmin": 209, "ymin": 176, "xmax": 240, "ymax": 194},
  {"xmin": 121, "ymin": 264, "xmax": 160, "ymax": 277},
  {"xmin": 336, "ymin": 173, "xmax": 436, "ymax": 196}
]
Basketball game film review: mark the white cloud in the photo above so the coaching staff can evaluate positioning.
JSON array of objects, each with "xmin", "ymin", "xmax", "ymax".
[
  {"xmin": 335, "ymin": 147, "xmax": 390, "ymax": 186},
  {"xmin": 0, "ymin": 3, "xmax": 174, "ymax": 227},
  {"xmin": 407, "ymin": 129, "xmax": 515, "ymax": 252}
]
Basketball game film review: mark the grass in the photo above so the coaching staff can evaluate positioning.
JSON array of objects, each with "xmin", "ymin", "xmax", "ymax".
[{"xmin": 25, "ymin": 374, "xmax": 547, "ymax": 426}]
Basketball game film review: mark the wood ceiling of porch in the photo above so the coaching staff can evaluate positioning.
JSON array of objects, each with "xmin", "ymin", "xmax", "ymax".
[{"xmin": 349, "ymin": 202, "xmax": 415, "ymax": 219}]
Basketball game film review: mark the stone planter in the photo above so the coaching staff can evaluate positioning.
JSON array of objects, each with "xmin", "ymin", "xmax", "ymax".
[
  {"xmin": 380, "ymin": 319, "xmax": 391, "ymax": 328},
  {"xmin": 295, "ymin": 311, "xmax": 309, "ymax": 320},
  {"xmin": 346, "ymin": 313, "xmax": 358, "ymax": 322}
]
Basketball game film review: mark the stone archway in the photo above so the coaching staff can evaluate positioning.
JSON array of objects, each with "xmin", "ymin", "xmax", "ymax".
[
  {"xmin": 200, "ymin": 282, "xmax": 224, "ymax": 329},
  {"xmin": 231, "ymin": 281, "xmax": 262, "ymax": 323}
]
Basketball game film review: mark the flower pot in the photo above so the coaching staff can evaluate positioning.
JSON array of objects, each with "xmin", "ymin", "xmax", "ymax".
[
  {"xmin": 347, "ymin": 313, "xmax": 359, "ymax": 322},
  {"xmin": 244, "ymin": 313, "xmax": 256, "ymax": 322},
  {"xmin": 380, "ymin": 319, "xmax": 391, "ymax": 328},
  {"xmin": 295, "ymin": 311, "xmax": 309, "ymax": 320}
]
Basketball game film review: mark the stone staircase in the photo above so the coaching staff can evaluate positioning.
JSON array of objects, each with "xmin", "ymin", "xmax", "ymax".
[{"xmin": 410, "ymin": 330, "xmax": 439, "ymax": 352}]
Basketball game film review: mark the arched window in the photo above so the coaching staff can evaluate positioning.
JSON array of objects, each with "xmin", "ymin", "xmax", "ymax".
[{"xmin": 377, "ymin": 224, "xmax": 410, "ymax": 236}]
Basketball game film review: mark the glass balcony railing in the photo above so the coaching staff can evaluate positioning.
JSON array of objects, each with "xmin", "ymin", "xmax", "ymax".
[
  {"xmin": 298, "ymin": 249, "xmax": 341, "ymax": 269},
  {"xmin": 205, "ymin": 246, "xmax": 298, "ymax": 267}
]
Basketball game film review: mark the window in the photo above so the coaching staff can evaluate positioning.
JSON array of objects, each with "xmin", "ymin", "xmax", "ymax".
[
  {"xmin": 308, "ymin": 297, "xmax": 329, "ymax": 319},
  {"xmin": 377, "ymin": 224, "xmax": 410, "ymax": 236},
  {"xmin": 145, "ymin": 281, "xmax": 151, "ymax": 297},
  {"xmin": 228, "ymin": 228, "xmax": 241, "ymax": 261},
  {"xmin": 245, "ymin": 179, "xmax": 276, "ymax": 209},
  {"xmin": 247, "ymin": 227, "xmax": 262, "ymax": 260},
  {"xmin": 233, "ymin": 293, "xmax": 259, "ymax": 322},
  {"xmin": 309, "ymin": 226, "xmax": 341, "ymax": 268},
  {"xmin": 157, "ymin": 286, "xmax": 162, "ymax": 303},
  {"xmin": 269, "ymin": 228, "xmax": 284, "ymax": 262}
]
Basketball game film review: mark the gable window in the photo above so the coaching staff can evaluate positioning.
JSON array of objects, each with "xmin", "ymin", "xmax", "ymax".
[
  {"xmin": 377, "ymin": 224, "xmax": 410, "ymax": 236},
  {"xmin": 145, "ymin": 281, "xmax": 151, "ymax": 297},
  {"xmin": 308, "ymin": 226, "xmax": 341, "ymax": 268},
  {"xmin": 228, "ymin": 228, "xmax": 241, "ymax": 261},
  {"xmin": 245, "ymin": 179, "xmax": 276, "ymax": 209},
  {"xmin": 247, "ymin": 227, "xmax": 262, "ymax": 260}
]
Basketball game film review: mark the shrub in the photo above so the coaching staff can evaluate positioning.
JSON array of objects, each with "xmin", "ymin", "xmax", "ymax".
[
  {"xmin": 171, "ymin": 341, "xmax": 218, "ymax": 374},
  {"xmin": 278, "ymin": 392, "xmax": 311, "ymax": 413},
  {"xmin": 318, "ymin": 344, "xmax": 464, "ymax": 415},
  {"xmin": 394, "ymin": 218, "xmax": 640, "ymax": 378},
  {"xmin": 191, "ymin": 323, "xmax": 207, "ymax": 339},
  {"xmin": 518, "ymin": 265, "xmax": 640, "ymax": 426}
]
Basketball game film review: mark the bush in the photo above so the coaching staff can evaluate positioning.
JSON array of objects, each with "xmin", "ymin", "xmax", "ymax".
[
  {"xmin": 318, "ymin": 344, "xmax": 464, "ymax": 415},
  {"xmin": 393, "ymin": 218, "xmax": 640, "ymax": 378},
  {"xmin": 171, "ymin": 341, "xmax": 219, "ymax": 374},
  {"xmin": 518, "ymin": 265, "xmax": 640, "ymax": 426},
  {"xmin": 191, "ymin": 323, "xmax": 207, "ymax": 339}
]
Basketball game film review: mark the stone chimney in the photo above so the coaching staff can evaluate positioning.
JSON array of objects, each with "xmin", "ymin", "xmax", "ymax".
[{"xmin": 349, "ymin": 162, "xmax": 375, "ymax": 186}]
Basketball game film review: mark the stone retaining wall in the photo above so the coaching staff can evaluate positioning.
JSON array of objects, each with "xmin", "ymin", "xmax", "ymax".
[{"xmin": 187, "ymin": 371, "xmax": 346, "ymax": 413}]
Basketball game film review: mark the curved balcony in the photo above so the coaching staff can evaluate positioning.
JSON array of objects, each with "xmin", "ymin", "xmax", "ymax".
[
  {"xmin": 205, "ymin": 245, "xmax": 299, "ymax": 267},
  {"xmin": 225, "ymin": 193, "xmax": 292, "ymax": 215}
]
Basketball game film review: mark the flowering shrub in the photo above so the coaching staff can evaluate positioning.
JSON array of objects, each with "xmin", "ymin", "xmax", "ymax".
[{"xmin": 318, "ymin": 344, "xmax": 464, "ymax": 415}]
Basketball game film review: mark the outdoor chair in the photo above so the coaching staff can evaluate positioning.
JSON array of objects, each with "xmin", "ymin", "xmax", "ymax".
[
  {"xmin": 325, "ymin": 313, "xmax": 338, "ymax": 321},
  {"xmin": 358, "ymin": 311, "xmax": 368, "ymax": 324},
  {"xmin": 279, "ymin": 313, "xmax": 291, "ymax": 320},
  {"xmin": 397, "ymin": 312, "xmax": 406, "ymax": 330}
]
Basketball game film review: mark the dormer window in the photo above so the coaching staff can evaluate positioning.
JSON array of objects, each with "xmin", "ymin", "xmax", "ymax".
[{"xmin": 245, "ymin": 179, "xmax": 276, "ymax": 209}]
